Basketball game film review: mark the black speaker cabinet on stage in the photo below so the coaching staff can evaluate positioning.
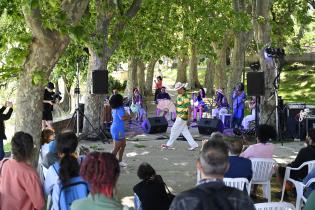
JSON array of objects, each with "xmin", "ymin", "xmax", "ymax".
[
  {"xmin": 92, "ymin": 70, "xmax": 108, "ymax": 94},
  {"xmin": 143, "ymin": 117, "xmax": 168, "ymax": 134},
  {"xmin": 247, "ymin": 72, "xmax": 265, "ymax": 96},
  {"xmin": 197, "ymin": 118, "xmax": 224, "ymax": 135},
  {"xmin": 284, "ymin": 103, "xmax": 305, "ymax": 139}
]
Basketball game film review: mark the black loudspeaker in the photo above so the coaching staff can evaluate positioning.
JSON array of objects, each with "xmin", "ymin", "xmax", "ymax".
[
  {"xmin": 197, "ymin": 118, "xmax": 224, "ymax": 135},
  {"xmin": 74, "ymin": 103, "xmax": 84, "ymax": 132},
  {"xmin": 143, "ymin": 117, "xmax": 168, "ymax": 134},
  {"xmin": 247, "ymin": 72, "xmax": 265, "ymax": 96},
  {"xmin": 92, "ymin": 70, "xmax": 108, "ymax": 94}
]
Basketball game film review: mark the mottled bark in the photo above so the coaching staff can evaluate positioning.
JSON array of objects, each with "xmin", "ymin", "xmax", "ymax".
[
  {"xmin": 176, "ymin": 54, "xmax": 188, "ymax": 83},
  {"xmin": 213, "ymin": 43, "xmax": 228, "ymax": 91},
  {"xmin": 59, "ymin": 76, "xmax": 71, "ymax": 113},
  {"xmin": 126, "ymin": 57, "xmax": 138, "ymax": 98},
  {"xmin": 15, "ymin": 1, "xmax": 89, "ymax": 155},
  {"xmin": 137, "ymin": 60, "xmax": 145, "ymax": 95},
  {"xmin": 144, "ymin": 58, "xmax": 157, "ymax": 96},
  {"xmin": 82, "ymin": 49, "xmax": 105, "ymax": 136},
  {"xmin": 204, "ymin": 57, "xmax": 215, "ymax": 96},
  {"xmin": 189, "ymin": 43, "xmax": 201, "ymax": 89}
]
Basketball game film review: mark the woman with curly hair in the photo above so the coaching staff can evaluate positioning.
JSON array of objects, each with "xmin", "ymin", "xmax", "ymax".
[
  {"xmin": 109, "ymin": 94, "xmax": 130, "ymax": 167},
  {"xmin": 0, "ymin": 132, "xmax": 45, "ymax": 210},
  {"xmin": 71, "ymin": 152, "xmax": 122, "ymax": 210}
]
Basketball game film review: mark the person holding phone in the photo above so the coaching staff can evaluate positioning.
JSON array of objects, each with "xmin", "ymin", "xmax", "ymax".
[{"xmin": 0, "ymin": 101, "xmax": 13, "ymax": 160}]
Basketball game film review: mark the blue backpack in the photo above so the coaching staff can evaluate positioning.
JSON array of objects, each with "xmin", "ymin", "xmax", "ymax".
[{"xmin": 52, "ymin": 162, "xmax": 89, "ymax": 210}]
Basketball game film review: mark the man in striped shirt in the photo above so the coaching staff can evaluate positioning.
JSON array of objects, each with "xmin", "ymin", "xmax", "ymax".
[{"xmin": 161, "ymin": 82, "xmax": 198, "ymax": 151}]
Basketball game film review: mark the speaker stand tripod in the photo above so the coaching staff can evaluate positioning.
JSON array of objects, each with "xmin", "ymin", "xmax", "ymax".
[{"xmin": 66, "ymin": 60, "xmax": 109, "ymax": 143}]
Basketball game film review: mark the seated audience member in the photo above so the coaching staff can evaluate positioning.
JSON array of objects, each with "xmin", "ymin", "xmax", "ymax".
[
  {"xmin": 303, "ymin": 167, "xmax": 315, "ymax": 198},
  {"xmin": 212, "ymin": 89, "xmax": 229, "ymax": 118},
  {"xmin": 45, "ymin": 131, "xmax": 87, "ymax": 210},
  {"xmin": 131, "ymin": 88, "xmax": 146, "ymax": 122},
  {"xmin": 240, "ymin": 124, "xmax": 276, "ymax": 159},
  {"xmin": 169, "ymin": 138, "xmax": 255, "ymax": 210},
  {"xmin": 154, "ymin": 76, "xmax": 163, "ymax": 103},
  {"xmin": 192, "ymin": 88, "xmax": 207, "ymax": 122},
  {"xmin": 39, "ymin": 128, "xmax": 55, "ymax": 161},
  {"xmin": 303, "ymin": 190, "xmax": 315, "ymax": 210},
  {"xmin": 156, "ymin": 87, "xmax": 176, "ymax": 120},
  {"xmin": 0, "ymin": 132, "xmax": 45, "ymax": 210},
  {"xmin": 38, "ymin": 128, "xmax": 56, "ymax": 181},
  {"xmin": 133, "ymin": 163, "xmax": 172, "ymax": 210},
  {"xmin": 71, "ymin": 152, "xmax": 123, "ymax": 210},
  {"xmin": 277, "ymin": 128, "xmax": 315, "ymax": 198},
  {"xmin": 225, "ymin": 140, "xmax": 252, "ymax": 182},
  {"xmin": 241, "ymin": 96, "xmax": 256, "ymax": 130}
]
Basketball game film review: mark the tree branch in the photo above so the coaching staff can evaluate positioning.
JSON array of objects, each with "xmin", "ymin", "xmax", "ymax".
[
  {"xmin": 106, "ymin": 0, "xmax": 142, "ymax": 58},
  {"xmin": 22, "ymin": 5, "xmax": 50, "ymax": 42}
]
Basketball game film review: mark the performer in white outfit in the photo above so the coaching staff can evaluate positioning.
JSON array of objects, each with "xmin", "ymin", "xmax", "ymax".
[{"xmin": 241, "ymin": 96, "xmax": 256, "ymax": 130}]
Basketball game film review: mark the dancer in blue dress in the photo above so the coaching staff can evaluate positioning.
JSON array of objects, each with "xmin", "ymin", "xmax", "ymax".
[{"xmin": 109, "ymin": 94, "xmax": 130, "ymax": 167}]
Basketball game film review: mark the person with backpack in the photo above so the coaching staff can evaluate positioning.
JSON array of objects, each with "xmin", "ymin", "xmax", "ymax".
[
  {"xmin": 44, "ymin": 131, "xmax": 88, "ymax": 210},
  {"xmin": 71, "ymin": 152, "xmax": 123, "ymax": 210},
  {"xmin": 169, "ymin": 138, "xmax": 255, "ymax": 210},
  {"xmin": 133, "ymin": 163, "xmax": 173, "ymax": 210},
  {"xmin": 0, "ymin": 132, "xmax": 45, "ymax": 210}
]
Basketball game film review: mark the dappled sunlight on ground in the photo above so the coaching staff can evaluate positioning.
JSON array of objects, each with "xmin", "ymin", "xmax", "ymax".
[
  {"xmin": 126, "ymin": 151, "xmax": 150, "ymax": 157},
  {"xmin": 121, "ymin": 196, "xmax": 134, "ymax": 209}
]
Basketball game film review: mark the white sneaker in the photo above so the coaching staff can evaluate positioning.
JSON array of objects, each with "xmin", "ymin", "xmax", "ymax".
[
  {"xmin": 119, "ymin": 161, "xmax": 128, "ymax": 167},
  {"xmin": 188, "ymin": 145, "xmax": 199, "ymax": 151}
]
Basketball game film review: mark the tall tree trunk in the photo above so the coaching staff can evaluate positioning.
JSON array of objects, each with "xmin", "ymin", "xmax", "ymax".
[
  {"xmin": 176, "ymin": 54, "xmax": 188, "ymax": 83},
  {"xmin": 227, "ymin": 0, "xmax": 252, "ymax": 105},
  {"xmin": 144, "ymin": 58, "xmax": 157, "ymax": 96},
  {"xmin": 253, "ymin": 0, "xmax": 275, "ymax": 126},
  {"xmin": 204, "ymin": 57, "xmax": 215, "ymax": 96},
  {"xmin": 213, "ymin": 43, "xmax": 228, "ymax": 91},
  {"xmin": 189, "ymin": 43, "xmax": 201, "ymax": 89},
  {"xmin": 137, "ymin": 60, "xmax": 145, "ymax": 95},
  {"xmin": 82, "ymin": 49, "xmax": 106, "ymax": 136},
  {"xmin": 15, "ymin": 2, "xmax": 89, "ymax": 161},
  {"xmin": 59, "ymin": 76, "xmax": 71, "ymax": 113},
  {"xmin": 126, "ymin": 57, "xmax": 138, "ymax": 98}
]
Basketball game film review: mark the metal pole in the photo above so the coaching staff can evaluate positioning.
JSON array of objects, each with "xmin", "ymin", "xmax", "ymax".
[
  {"xmin": 76, "ymin": 62, "xmax": 80, "ymax": 137},
  {"xmin": 274, "ymin": 60, "xmax": 280, "ymax": 138}
]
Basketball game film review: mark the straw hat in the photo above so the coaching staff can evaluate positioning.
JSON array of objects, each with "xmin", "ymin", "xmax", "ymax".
[{"xmin": 174, "ymin": 82, "xmax": 187, "ymax": 91}]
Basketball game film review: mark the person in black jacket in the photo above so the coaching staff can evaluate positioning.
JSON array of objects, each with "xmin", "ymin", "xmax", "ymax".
[
  {"xmin": 133, "ymin": 163, "xmax": 172, "ymax": 210},
  {"xmin": 277, "ymin": 128, "xmax": 315, "ymax": 198},
  {"xmin": 169, "ymin": 138, "xmax": 255, "ymax": 210},
  {"xmin": 0, "ymin": 101, "xmax": 13, "ymax": 160}
]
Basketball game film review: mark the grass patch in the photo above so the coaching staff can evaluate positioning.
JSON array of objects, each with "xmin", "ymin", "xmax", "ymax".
[
  {"xmin": 279, "ymin": 68, "xmax": 315, "ymax": 104},
  {"xmin": 134, "ymin": 144, "xmax": 146, "ymax": 148}
]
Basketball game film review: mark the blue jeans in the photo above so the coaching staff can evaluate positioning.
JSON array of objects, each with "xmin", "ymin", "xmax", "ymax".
[{"xmin": 0, "ymin": 139, "xmax": 4, "ymax": 160}]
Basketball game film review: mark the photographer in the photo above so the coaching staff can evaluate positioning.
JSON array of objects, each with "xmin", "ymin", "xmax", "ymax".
[
  {"xmin": 42, "ymin": 82, "xmax": 60, "ymax": 130},
  {"xmin": 0, "ymin": 101, "xmax": 13, "ymax": 160}
]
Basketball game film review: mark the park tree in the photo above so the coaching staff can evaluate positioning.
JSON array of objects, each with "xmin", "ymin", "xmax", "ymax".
[
  {"xmin": 0, "ymin": 0, "xmax": 89, "ymax": 150},
  {"xmin": 81, "ymin": 0, "xmax": 141, "ymax": 136}
]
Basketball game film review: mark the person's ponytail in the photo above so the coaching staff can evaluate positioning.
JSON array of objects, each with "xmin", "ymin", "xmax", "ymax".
[{"xmin": 59, "ymin": 153, "xmax": 80, "ymax": 184}]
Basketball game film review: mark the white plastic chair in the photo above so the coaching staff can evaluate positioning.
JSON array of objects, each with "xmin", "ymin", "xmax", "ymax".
[
  {"xmin": 294, "ymin": 177, "xmax": 315, "ymax": 209},
  {"xmin": 223, "ymin": 177, "xmax": 250, "ymax": 194},
  {"xmin": 249, "ymin": 158, "xmax": 276, "ymax": 202},
  {"xmin": 255, "ymin": 202, "xmax": 296, "ymax": 210},
  {"xmin": 280, "ymin": 160, "xmax": 315, "ymax": 210}
]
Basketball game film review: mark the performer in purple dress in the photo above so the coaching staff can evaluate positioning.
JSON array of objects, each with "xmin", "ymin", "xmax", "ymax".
[{"xmin": 232, "ymin": 83, "xmax": 246, "ymax": 128}]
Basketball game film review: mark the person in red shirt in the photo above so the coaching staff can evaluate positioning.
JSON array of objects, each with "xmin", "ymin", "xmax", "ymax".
[
  {"xmin": 0, "ymin": 132, "xmax": 45, "ymax": 210},
  {"xmin": 154, "ymin": 76, "xmax": 163, "ymax": 103}
]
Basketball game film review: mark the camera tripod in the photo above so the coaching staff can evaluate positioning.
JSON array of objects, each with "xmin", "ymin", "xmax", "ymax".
[{"xmin": 66, "ymin": 61, "xmax": 109, "ymax": 143}]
